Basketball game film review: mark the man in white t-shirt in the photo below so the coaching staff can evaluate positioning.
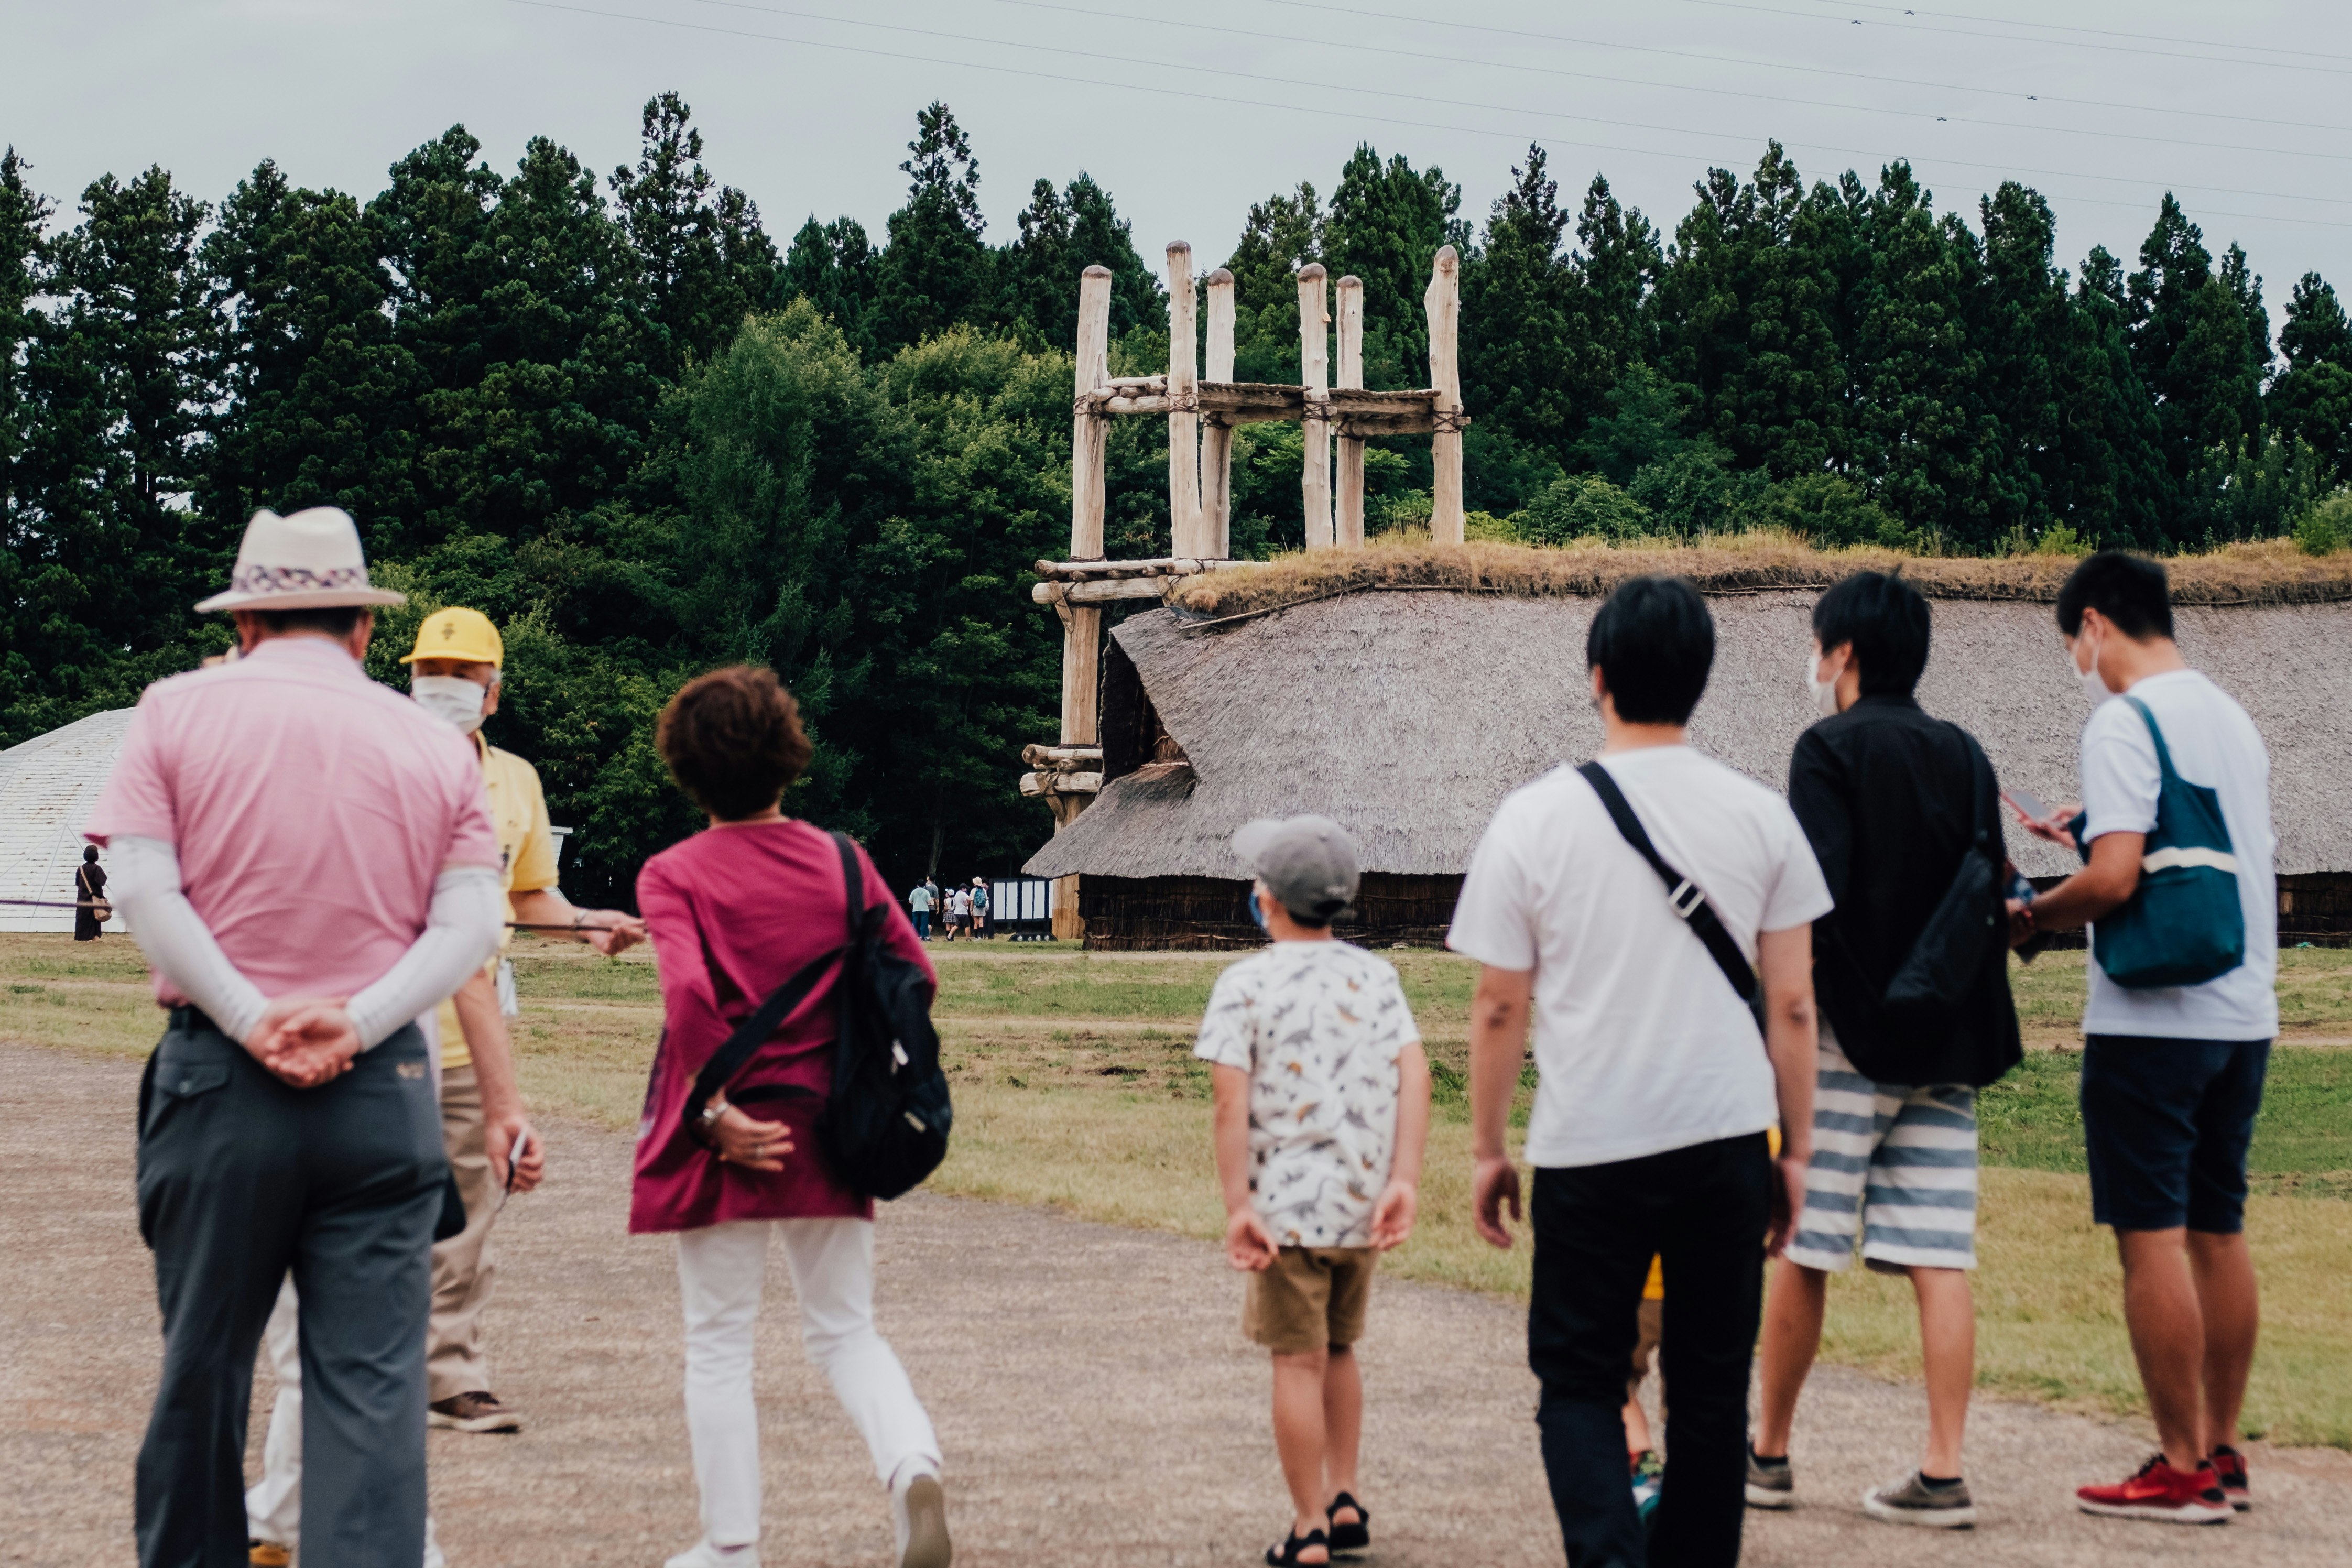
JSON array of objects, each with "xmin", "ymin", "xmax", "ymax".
[
  {"xmin": 1450, "ymin": 575, "xmax": 1830, "ymax": 1568},
  {"xmin": 2010, "ymin": 552, "xmax": 2274, "ymax": 1526}
]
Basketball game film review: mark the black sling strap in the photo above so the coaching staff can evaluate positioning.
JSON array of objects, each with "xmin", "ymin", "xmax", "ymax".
[
  {"xmin": 1576, "ymin": 760, "xmax": 1761, "ymax": 1013},
  {"xmin": 681, "ymin": 832, "xmax": 861, "ymax": 1142}
]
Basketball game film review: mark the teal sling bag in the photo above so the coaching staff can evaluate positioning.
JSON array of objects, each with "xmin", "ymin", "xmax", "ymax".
[{"xmin": 2071, "ymin": 695, "xmax": 2246, "ymax": 989}]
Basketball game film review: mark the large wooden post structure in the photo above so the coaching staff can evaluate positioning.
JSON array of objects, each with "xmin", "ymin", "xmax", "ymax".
[
  {"xmin": 1424, "ymin": 243, "xmax": 1464, "ymax": 545},
  {"xmin": 1166, "ymin": 242, "xmax": 1204, "ymax": 559},
  {"xmin": 1025, "ymin": 245, "xmax": 1475, "ymax": 940},
  {"xmin": 1202, "ymin": 267, "xmax": 1236, "ymax": 559},
  {"xmin": 1334, "ymin": 274, "xmax": 1366, "ymax": 549},
  {"xmin": 1298, "ymin": 263, "xmax": 1332, "ymax": 551}
]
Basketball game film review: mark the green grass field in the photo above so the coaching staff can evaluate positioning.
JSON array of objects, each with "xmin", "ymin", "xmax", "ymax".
[{"xmin": 8, "ymin": 934, "xmax": 2350, "ymax": 1446}]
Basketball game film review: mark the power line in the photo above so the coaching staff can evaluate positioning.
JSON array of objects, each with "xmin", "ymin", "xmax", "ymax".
[
  {"xmin": 507, "ymin": 1, "xmax": 2352, "ymax": 232},
  {"xmin": 1263, "ymin": 0, "xmax": 2352, "ymax": 83},
  {"xmin": 1686, "ymin": 0, "xmax": 2352, "ymax": 78},
  {"xmin": 1796, "ymin": 0, "xmax": 2352, "ymax": 66},
  {"xmin": 974, "ymin": 0, "xmax": 2352, "ymax": 214},
  {"xmin": 671, "ymin": 0, "xmax": 2352, "ymax": 169},
  {"xmin": 976, "ymin": 0, "xmax": 2352, "ymax": 140}
]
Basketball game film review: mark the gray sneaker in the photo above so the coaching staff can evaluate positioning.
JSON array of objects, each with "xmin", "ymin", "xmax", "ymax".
[
  {"xmin": 1864, "ymin": 1472, "xmax": 1977, "ymax": 1529},
  {"xmin": 1745, "ymin": 1447, "xmax": 1794, "ymax": 1509}
]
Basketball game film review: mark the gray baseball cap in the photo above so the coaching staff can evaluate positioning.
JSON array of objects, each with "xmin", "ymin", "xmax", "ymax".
[{"xmin": 1232, "ymin": 814, "xmax": 1360, "ymax": 922}]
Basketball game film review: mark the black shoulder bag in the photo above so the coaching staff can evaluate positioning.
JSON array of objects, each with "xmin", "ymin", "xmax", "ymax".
[
  {"xmin": 1878, "ymin": 729, "xmax": 2005, "ymax": 1036},
  {"xmin": 680, "ymin": 832, "xmax": 951, "ymax": 1201},
  {"xmin": 1576, "ymin": 761, "xmax": 1763, "ymax": 1026}
]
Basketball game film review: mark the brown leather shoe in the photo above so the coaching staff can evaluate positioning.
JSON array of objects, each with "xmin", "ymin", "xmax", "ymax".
[{"xmin": 428, "ymin": 1390, "xmax": 521, "ymax": 1433}]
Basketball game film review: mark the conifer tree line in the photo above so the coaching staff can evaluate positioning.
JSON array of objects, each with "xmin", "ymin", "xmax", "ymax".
[{"xmin": 5, "ymin": 98, "xmax": 2349, "ymax": 897}]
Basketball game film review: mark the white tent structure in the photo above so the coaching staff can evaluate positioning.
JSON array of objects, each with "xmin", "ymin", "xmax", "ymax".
[{"xmin": 0, "ymin": 709, "xmax": 134, "ymax": 934}]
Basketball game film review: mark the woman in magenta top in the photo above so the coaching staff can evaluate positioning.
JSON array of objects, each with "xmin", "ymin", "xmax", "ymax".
[{"xmin": 631, "ymin": 667, "xmax": 949, "ymax": 1568}]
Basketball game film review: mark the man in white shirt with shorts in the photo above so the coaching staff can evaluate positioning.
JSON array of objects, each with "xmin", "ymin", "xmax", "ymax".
[
  {"xmin": 1451, "ymin": 575, "xmax": 1828, "ymax": 1568},
  {"xmin": 2012, "ymin": 551, "xmax": 2275, "ymax": 1525}
]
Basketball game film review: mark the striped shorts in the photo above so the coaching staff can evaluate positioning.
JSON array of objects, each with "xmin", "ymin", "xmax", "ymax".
[{"xmin": 1785, "ymin": 1024, "xmax": 1980, "ymax": 1274}]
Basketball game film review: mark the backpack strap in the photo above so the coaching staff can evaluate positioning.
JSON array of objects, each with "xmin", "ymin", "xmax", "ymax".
[
  {"xmin": 1576, "ymin": 760, "xmax": 1759, "ymax": 1009},
  {"xmin": 683, "ymin": 834, "xmax": 855, "ymax": 1144},
  {"xmin": 1950, "ymin": 723, "xmax": 1997, "ymax": 859},
  {"xmin": 833, "ymin": 831, "xmax": 878, "ymax": 945}
]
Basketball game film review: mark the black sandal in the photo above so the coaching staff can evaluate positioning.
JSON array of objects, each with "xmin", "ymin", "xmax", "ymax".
[
  {"xmin": 1266, "ymin": 1527, "xmax": 1330, "ymax": 1566},
  {"xmin": 1326, "ymin": 1492, "xmax": 1370, "ymax": 1553}
]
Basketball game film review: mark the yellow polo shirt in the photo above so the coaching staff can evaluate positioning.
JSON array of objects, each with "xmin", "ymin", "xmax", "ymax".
[{"xmin": 440, "ymin": 733, "xmax": 559, "ymax": 1069}]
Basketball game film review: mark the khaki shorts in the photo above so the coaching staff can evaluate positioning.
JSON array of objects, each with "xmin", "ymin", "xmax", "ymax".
[
  {"xmin": 1627, "ymin": 1295, "xmax": 1663, "ymax": 1404},
  {"xmin": 1246, "ymin": 1246, "xmax": 1376, "ymax": 1354}
]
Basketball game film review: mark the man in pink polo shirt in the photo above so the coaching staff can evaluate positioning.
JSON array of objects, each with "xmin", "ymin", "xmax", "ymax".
[{"xmin": 88, "ymin": 507, "xmax": 505, "ymax": 1568}]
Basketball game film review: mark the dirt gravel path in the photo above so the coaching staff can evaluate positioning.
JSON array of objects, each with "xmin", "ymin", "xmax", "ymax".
[{"xmin": 5, "ymin": 1040, "xmax": 2346, "ymax": 1567}]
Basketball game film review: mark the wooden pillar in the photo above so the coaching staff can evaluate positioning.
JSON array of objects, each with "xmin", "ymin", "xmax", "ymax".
[
  {"xmin": 1334, "ymin": 274, "xmax": 1365, "ymax": 548},
  {"xmin": 1424, "ymin": 244, "xmax": 1464, "ymax": 545},
  {"xmin": 1298, "ymin": 263, "xmax": 1332, "ymax": 551},
  {"xmin": 1058, "ymin": 605, "xmax": 1101, "ymax": 748},
  {"xmin": 1071, "ymin": 265, "xmax": 1113, "ymax": 561},
  {"xmin": 1202, "ymin": 266, "xmax": 1236, "ymax": 558},
  {"xmin": 1166, "ymin": 242, "xmax": 1202, "ymax": 559}
]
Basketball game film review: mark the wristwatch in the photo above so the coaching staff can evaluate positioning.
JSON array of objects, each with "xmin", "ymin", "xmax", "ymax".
[{"xmin": 694, "ymin": 1096, "xmax": 729, "ymax": 1148}]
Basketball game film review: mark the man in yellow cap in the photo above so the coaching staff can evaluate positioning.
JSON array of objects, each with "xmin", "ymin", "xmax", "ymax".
[{"xmin": 404, "ymin": 606, "xmax": 646, "ymax": 1432}]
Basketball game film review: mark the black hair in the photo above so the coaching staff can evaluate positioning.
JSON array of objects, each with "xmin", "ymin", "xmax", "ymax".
[
  {"xmin": 2056, "ymin": 552, "xmax": 2173, "ymax": 640},
  {"xmin": 1811, "ymin": 571, "xmax": 1931, "ymax": 698},
  {"xmin": 249, "ymin": 605, "xmax": 369, "ymax": 638},
  {"xmin": 82, "ymin": 845, "xmax": 99, "ymax": 863},
  {"xmin": 1586, "ymin": 575, "xmax": 1715, "ymax": 725}
]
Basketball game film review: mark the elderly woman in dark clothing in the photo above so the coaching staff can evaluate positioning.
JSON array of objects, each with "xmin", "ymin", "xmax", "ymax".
[{"xmin": 73, "ymin": 845, "xmax": 108, "ymax": 941}]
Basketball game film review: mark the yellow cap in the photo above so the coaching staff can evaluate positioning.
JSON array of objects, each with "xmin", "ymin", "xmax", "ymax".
[{"xmin": 400, "ymin": 606, "xmax": 504, "ymax": 667}]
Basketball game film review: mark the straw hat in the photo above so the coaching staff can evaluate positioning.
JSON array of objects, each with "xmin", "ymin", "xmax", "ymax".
[{"xmin": 194, "ymin": 507, "xmax": 407, "ymax": 613}]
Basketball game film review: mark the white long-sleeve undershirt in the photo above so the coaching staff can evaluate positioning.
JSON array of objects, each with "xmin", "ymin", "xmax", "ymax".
[
  {"xmin": 110, "ymin": 836, "xmax": 269, "ymax": 1045},
  {"xmin": 108, "ymin": 835, "xmax": 504, "ymax": 1050}
]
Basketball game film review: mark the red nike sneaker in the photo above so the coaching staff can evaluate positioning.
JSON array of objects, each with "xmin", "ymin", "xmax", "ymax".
[{"xmin": 2075, "ymin": 1454, "xmax": 2232, "ymax": 1525}]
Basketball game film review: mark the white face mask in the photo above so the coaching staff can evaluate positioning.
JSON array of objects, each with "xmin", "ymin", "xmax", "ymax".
[
  {"xmin": 1805, "ymin": 641, "xmax": 1844, "ymax": 718},
  {"xmin": 411, "ymin": 673, "xmax": 489, "ymax": 734},
  {"xmin": 2071, "ymin": 631, "xmax": 2109, "ymax": 705}
]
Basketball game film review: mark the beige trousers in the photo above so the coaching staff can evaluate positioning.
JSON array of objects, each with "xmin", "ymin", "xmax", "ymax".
[{"xmin": 426, "ymin": 1062, "xmax": 498, "ymax": 1402}]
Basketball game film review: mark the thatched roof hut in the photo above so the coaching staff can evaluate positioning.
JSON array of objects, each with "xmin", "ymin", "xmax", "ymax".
[
  {"xmin": 0, "ymin": 708, "xmax": 133, "ymax": 934},
  {"xmin": 1023, "ymin": 545, "xmax": 2352, "ymax": 949}
]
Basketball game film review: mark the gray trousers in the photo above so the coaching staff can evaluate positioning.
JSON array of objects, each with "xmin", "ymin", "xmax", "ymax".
[{"xmin": 134, "ymin": 1016, "xmax": 445, "ymax": 1568}]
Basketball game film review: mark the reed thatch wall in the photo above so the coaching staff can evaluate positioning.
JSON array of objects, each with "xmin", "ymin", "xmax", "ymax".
[{"xmin": 1079, "ymin": 872, "xmax": 1462, "ymax": 952}]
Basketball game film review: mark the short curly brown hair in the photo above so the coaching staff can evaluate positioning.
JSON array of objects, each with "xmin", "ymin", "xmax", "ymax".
[{"xmin": 656, "ymin": 666, "xmax": 813, "ymax": 821}]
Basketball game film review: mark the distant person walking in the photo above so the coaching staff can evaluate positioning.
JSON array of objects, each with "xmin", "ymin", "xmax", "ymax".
[
  {"xmin": 2009, "ymin": 553, "xmax": 2275, "ymax": 1525},
  {"xmin": 909, "ymin": 881, "xmax": 934, "ymax": 940},
  {"xmin": 1450, "ymin": 576, "xmax": 1827, "ymax": 1568},
  {"xmin": 88, "ymin": 507, "xmax": 503, "ymax": 1568},
  {"xmin": 631, "ymin": 666, "xmax": 949, "ymax": 1568},
  {"xmin": 1197, "ymin": 815, "xmax": 1430, "ymax": 1567},
  {"xmin": 1748, "ymin": 572, "xmax": 2022, "ymax": 1528},
  {"xmin": 970, "ymin": 878, "xmax": 989, "ymax": 938},
  {"xmin": 944, "ymin": 885, "xmax": 970, "ymax": 942},
  {"xmin": 74, "ymin": 844, "xmax": 108, "ymax": 941}
]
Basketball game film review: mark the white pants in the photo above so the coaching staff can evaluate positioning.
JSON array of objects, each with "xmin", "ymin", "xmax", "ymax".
[
  {"xmin": 678, "ymin": 1218, "xmax": 941, "ymax": 1547},
  {"xmin": 247, "ymin": 1276, "xmax": 444, "ymax": 1567}
]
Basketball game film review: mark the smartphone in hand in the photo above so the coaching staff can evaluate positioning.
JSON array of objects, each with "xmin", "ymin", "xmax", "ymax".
[{"xmin": 2001, "ymin": 785, "xmax": 2050, "ymax": 824}]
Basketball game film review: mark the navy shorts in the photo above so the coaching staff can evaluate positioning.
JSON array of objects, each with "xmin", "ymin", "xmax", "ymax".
[{"xmin": 2079, "ymin": 1035, "xmax": 2270, "ymax": 1233}]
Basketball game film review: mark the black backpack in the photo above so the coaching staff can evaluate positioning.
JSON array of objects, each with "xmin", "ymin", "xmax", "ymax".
[{"xmin": 683, "ymin": 832, "xmax": 952, "ymax": 1201}]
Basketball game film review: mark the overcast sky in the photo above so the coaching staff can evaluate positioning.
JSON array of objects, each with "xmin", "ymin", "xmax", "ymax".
[{"xmin": 9, "ymin": 1, "xmax": 2351, "ymax": 336}]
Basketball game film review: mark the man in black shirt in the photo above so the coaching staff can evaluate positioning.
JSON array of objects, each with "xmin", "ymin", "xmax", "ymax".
[{"xmin": 1748, "ymin": 572, "xmax": 2022, "ymax": 1529}]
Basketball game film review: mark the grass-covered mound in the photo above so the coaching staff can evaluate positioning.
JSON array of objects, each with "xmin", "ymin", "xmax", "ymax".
[{"xmin": 1172, "ymin": 533, "xmax": 2352, "ymax": 619}]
